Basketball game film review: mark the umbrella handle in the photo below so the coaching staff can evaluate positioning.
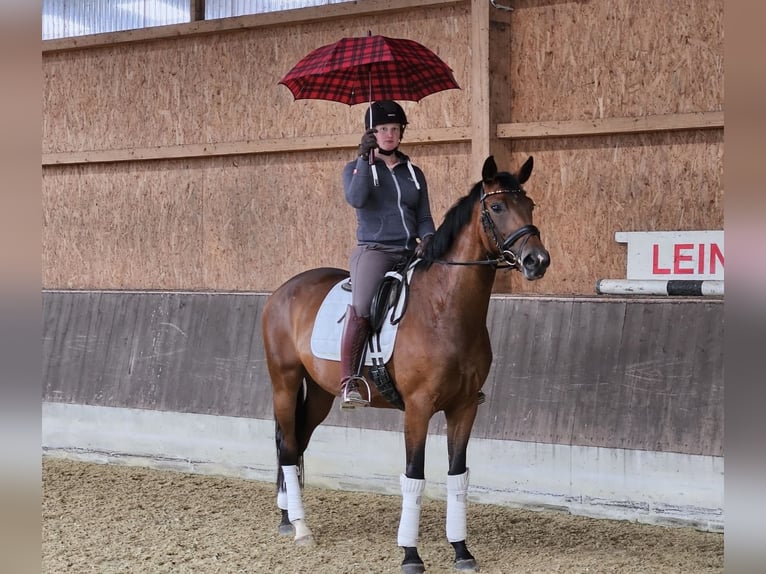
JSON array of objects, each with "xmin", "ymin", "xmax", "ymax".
[
  {"xmin": 369, "ymin": 148, "xmax": 379, "ymax": 186},
  {"xmin": 371, "ymin": 164, "xmax": 379, "ymax": 186}
]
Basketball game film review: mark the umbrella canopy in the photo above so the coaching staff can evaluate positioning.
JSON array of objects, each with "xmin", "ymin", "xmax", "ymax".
[{"xmin": 279, "ymin": 34, "xmax": 460, "ymax": 105}]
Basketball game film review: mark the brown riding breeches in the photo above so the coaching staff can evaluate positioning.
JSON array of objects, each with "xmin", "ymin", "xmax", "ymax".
[{"xmin": 349, "ymin": 244, "xmax": 409, "ymax": 318}]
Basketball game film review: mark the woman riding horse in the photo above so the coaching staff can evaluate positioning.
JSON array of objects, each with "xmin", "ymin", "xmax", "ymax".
[
  {"xmin": 340, "ymin": 100, "xmax": 435, "ymax": 409},
  {"xmin": 263, "ymin": 155, "xmax": 550, "ymax": 573}
]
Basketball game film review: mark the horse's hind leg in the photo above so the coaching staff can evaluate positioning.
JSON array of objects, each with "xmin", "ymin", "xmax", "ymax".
[
  {"xmin": 276, "ymin": 466, "xmax": 295, "ymax": 535},
  {"xmin": 274, "ymin": 372, "xmax": 335, "ymax": 546},
  {"xmin": 272, "ymin": 362, "xmax": 315, "ymax": 546},
  {"xmin": 275, "ymin": 435, "xmax": 301, "ymax": 537}
]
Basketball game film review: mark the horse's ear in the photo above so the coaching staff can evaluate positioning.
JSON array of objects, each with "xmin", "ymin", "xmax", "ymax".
[
  {"xmin": 482, "ymin": 156, "xmax": 498, "ymax": 183},
  {"xmin": 517, "ymin": 156, "xmax": 534, "ymax": 184}
]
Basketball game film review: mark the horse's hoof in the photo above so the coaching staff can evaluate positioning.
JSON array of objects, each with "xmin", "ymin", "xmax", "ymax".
[
  {"xmin": 401, "ymin": 563, "xmax": 426, "ymax": 574},
  {"xmin": 278, "ymin": 523, "xmax": 294, "ymax": 536},
  {"xmin": 454, "ymin": 558, "xmax": 479, "ymax": 572},
  {"xmin": 294, "ymin": 534, "xmax": 315, "ymax": 547}
]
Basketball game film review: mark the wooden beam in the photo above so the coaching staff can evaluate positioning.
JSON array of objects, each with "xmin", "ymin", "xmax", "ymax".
[
  {"xmin": 42, "ymin": 0, "xmax": 463, "ymax": 53},
  {"xmin": 190, "ymin": 0, "xmax": 205, "ymax": 22},
  {"xmin": 470, "ymin": 0, "xmax": 491, "ymax": 178},
  {"xmin": 497, "ymin": 111, "xmax": 724, "ymax": 140},
  {"xmin": 41, "ymin": 127, "xmax": 472, "ymax": 166}
]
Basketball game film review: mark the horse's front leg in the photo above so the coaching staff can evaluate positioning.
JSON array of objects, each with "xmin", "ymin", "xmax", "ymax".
[
  {"xmin": 398, "ymin": 406, "xmax": 432, "ymax": 574},
  {"xmin": 445, "ymin": 401, "xmax": 480, "ymax": 572}
]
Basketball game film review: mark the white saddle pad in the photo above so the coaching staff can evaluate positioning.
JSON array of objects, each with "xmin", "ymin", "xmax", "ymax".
[{"xmin": 310, "ymin": 279, "xmax": 400, "ymax": 365}]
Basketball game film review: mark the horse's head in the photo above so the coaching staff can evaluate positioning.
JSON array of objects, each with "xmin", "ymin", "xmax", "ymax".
[{"xmin": 479, "ymin": 156, "xmax": 550, "ymax": 280}]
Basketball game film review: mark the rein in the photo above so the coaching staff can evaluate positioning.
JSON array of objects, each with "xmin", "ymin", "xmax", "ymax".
[{"xmin": 428, "ymin": 187, "xmax": 540, "ymax": 269}]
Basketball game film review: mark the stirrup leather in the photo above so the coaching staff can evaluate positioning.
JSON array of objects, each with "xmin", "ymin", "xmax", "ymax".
[{"xmin": 340, "ymin": 376, "xmax": 371, "ymax": 409}]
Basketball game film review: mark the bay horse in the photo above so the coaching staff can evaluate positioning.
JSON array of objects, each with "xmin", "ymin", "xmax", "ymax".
[{"xmin": 262, "ymin": 156, "xmax": 549, "ymax": 573}]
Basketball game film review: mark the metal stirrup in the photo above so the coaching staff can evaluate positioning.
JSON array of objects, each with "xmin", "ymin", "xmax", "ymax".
[{"xmin": 341, "ymin": 375, "xmax": 371, "ymax": 407}]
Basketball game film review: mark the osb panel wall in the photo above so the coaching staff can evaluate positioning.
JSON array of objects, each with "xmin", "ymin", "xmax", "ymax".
[
  {"xmin": 492, "ymin": 130, "xmax": 723, "ymax": 295},
  {"xmin": 507, "ymin": 0, "xmax": 723, "ymax": 120},
  {"xmin": 488, "ymin": 0, "xmax": 724, "ymax": 294},
  {"xmin": 42, "ymin": 4, "xmax": 470, "ymax": 154},
  {"xmin": 42, "ymin": 143, "xmax": 472, "ymax": 291},
  {"xmin": 203, "ymin": 143, "xmax": 471, "ymax": 292},
  {"xmin": 43, "ymin": 161, "xmax": 205, "ymax": 289},
  {"xmin": 42, "ymin": 3, "xmax": 474, "ymax": 291},
  {"xmin": 42, "ymin": 0, "xmax": 724, "ymax": 295}
]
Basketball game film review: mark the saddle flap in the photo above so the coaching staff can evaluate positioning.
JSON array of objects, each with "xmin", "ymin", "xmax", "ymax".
[
  {"xmin": 370, "ymin": 274, "xmax": 401, "ymax": 332},
  {"xmin": 310, "ymin": 279, "xmax": 399, "ymax": 365},
  {"xmin": 310, "ymin": 263, "xmax": 417, "ymax": 365}
]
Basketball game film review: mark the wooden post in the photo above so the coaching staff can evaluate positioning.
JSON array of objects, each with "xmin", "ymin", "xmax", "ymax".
[
  {"xmin": 470, "ymin": 0, "xmax": 491, "ymax": 179},
  {"xmin": 191, "ymin": 0, "xmax": 205, "ymax": 22}
]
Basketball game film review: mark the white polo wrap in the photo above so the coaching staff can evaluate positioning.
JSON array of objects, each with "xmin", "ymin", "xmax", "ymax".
[
  {"xmin": 277, "ymin": 487, "xmax": 288, "ymax": 510},
  {"xmin": 446, "ymin": 469, "xmax": 470, "ymax": 542},
  {"xmin": 397, "ymin": 474, "xmax": 426, "ymax": 547},
  {"xmin": 282, "ymin": 465, "xmax": 305, "ymax": 522}
]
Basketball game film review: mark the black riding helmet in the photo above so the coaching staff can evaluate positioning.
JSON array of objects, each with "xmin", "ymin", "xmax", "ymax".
[{"xmin": 364, "ymin": 100, "xmax": 408, "ymax": 135}]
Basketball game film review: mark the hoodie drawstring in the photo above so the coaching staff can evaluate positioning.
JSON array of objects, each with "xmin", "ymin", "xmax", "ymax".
[{"xmin": 406, "ymin": 160, "xmax": 421, "ymax": 191}]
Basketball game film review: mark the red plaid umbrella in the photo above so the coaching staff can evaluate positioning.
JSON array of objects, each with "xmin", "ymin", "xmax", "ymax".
[
  {"xmin": 279, "ymin": 33, "xmax": 459, "ymax": 185},
  {"xmin": 278, "ymin": 33, "xmax": 460, "ymax": 105}
]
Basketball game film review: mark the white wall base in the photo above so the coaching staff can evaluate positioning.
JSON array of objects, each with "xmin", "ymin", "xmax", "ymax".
[{"xmin": 42, "ymin": 402, "xmax": 723, "ymax": 532}]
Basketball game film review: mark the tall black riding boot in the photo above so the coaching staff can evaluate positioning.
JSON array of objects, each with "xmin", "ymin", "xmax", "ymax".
[{"xmin": 339, "ymin": 305, "xmax": 371, "ymax": 409}]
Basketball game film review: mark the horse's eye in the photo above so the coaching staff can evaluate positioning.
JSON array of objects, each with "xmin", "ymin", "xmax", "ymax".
[{"xmin": 490, "ymin": 203, "xmax": 503, "ymax": 213}]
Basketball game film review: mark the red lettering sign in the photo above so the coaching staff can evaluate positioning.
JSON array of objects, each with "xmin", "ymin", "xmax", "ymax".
[
  {"xmin": 673, "ymin": 243, "xmax": 694, "ymax": 274},
  {"xmin": 652, "ymin": 244, "xmax": 670, "ymax": 274},
  {"xmin": 710, "ymin": 243, "xmax": 724, "ymax": 274},
  {"xmin": 616, "ymin": 231, "xmax": 724, "ymax": 280}
]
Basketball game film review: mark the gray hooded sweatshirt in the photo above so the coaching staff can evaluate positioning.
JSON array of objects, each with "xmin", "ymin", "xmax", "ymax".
[{"xmin": 342, "ymin": 151, "xmax": 436, "ymax": 252}]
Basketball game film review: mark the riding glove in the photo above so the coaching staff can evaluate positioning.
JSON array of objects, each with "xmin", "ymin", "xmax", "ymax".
[
  {"xmin": 358, "ymin": 128, "xmax": 378, "ymax": 160},
  {"xmin": 414, "ymin": 234, "xmax": 433, "ymax": 258}
]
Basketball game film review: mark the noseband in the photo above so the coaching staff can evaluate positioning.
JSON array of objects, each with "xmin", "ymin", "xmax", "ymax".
[{"xmin": 479, "ymin": 187, "xmax": 540, "ymax": 269}]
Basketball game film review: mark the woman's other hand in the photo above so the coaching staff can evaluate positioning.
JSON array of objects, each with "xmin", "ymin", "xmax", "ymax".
[{"xmin": 414, "ymin": 234, "xmax": 433, "ymax": 258}]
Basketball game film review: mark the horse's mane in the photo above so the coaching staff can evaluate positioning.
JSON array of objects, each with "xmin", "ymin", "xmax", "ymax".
[
  {"xmin": 418, "ymin": 181, "xmax": 483, "ymax": 270},
  {"xmin": 418, "ymin": 171, "xmax": 523, "ymax": 270}
]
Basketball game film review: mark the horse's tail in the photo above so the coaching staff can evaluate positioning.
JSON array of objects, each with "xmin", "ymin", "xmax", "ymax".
[{"xmin": 275, "ymin": 380, "xmax": 307, "ymax": 493}]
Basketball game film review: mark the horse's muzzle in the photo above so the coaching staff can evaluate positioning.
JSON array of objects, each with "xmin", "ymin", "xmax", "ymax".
[{"xmin": 521, "ymin": 248, "xmax": 550, "ymax": 280}]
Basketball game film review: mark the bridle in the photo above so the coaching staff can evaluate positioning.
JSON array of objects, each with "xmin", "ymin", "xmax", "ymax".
[
  {"xmin": 478, "ymin": 187, "xmax": 540, "ymax": 269},
  {"xmin": 430, "ymin": 186, "xmax": 539, "ymax": 269}
]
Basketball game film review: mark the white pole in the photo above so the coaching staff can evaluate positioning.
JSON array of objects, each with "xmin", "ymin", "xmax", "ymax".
[{"xmin": 595, "ymin": 279, "xmax": 724, "ymax": 296}]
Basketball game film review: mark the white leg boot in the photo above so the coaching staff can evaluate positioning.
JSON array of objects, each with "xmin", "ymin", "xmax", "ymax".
[
  {"xmin": 446, "ymin": 469, "xmax": 469, "ymax": 543},
  {"xmin": 283, "ymin": 465, "xmax": 314, "ymax": 546},
  {"xmin": 397, "ymin": 474, "xmax": 426, "ymax": 547}
]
